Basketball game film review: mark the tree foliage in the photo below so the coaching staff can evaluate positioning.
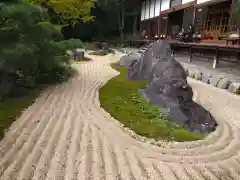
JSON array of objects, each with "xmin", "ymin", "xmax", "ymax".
[
  {"xmin": 0, "ymin": 1, "xmax": 84, "ymax": 100},
  {"xmin": 56, "ymin": 38, "xmax": 84, "ymax": 50},
  {"xmin": 236, "ymin": 0, "xmax": 240, "ymax": 11},
  {"xmin": 37, "ymin": 21, "xmax": 64, "ymax": 41},
  {"xmin": 27, "ymin": 0, "xmax": 96, "ymax": 25}
]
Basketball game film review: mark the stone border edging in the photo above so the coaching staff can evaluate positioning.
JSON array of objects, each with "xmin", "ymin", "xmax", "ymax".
[{"xmin": 183, "ymin": 66, "xmax": 240, "ymax": 95}]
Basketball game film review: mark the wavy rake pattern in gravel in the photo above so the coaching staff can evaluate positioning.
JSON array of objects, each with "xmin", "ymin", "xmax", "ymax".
[
  {"xmin": 0, "ymin": 52, "xmax": 240, "ymax": 179},
  {"xmin": 76, "ymin": 59, "xmax": 240, "ymax": 164}
]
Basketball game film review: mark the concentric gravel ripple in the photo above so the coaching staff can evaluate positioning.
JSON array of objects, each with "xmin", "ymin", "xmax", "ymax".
[{"xmin": 0, "ymin": 52, "xmax": 240, "ymax": 180}]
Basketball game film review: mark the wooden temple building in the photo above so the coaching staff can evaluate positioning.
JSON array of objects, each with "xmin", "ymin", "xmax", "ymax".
[
  {"xmin": 122, "ymin": 0, "xmax": 240, "ymax": 68},
  {"xmin": 136, "ymin": 0, "xmax": 240, "ymax": 44}
]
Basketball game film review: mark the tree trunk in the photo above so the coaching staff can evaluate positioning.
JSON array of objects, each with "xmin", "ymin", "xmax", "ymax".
[
  {"xmin": 133, "ymin": 10, "xmax": 138, "ymax": 37},
  {"xmin": 118, "ymin": 5, "xmax": 125, "ymax": 42}
]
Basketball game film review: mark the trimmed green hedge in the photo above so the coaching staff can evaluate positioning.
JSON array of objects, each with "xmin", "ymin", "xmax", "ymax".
[{"xmin": 56, "ymin": 39, "xmax": 85, "ymax": 51}]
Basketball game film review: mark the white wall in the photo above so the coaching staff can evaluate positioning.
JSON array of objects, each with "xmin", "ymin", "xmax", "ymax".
[
  {"xmin": 145, "ymin": 0, "xmax": 150, "ymax": 19},
  {"xmin": 141, "ymin": 0, "xmax": 162, "ymax": 20},
  {"xmin": 182, "ymin": 0, "xmax": 194, "ymax": 4},
  {"xmin": 197, "ymin": 0, "xmax": 212, "ymax": 4},
  {"xmin": 161, "ymin": 0, "xmax": 170, "ymax": 11},
  {"xmin": 150, "ymin": 0, "xmax": 155, "ymax": 18},
  {"xmin": 154, "ymin": 0, "xmax": 161, "ymax": 17},
  {"xmin": 141, "ymin": 1, "xmax": 146, "ymax": 20}
]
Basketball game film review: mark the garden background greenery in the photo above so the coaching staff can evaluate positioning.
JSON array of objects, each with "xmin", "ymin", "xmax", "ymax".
[{"xmin": 0, "ymin": 0, "xmax": 94, "ymax": 138}]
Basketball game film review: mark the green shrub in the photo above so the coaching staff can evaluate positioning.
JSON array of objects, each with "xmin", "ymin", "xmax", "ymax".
[
  {"xmin": 0, "ymin": 88, "xmax": 41, "ymax": 139},
  {"xmin": 55, "ymin": 39, "xmax": 85, "ymax": 51},
  {"xmin": 0, "ymin": 2, "xmax": 75, "ymax": 98}
]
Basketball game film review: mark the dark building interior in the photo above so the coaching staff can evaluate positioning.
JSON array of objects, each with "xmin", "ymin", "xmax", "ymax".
[{"xmin": 167, "ymin": 10, "xmax": 184, "ymax": 37}]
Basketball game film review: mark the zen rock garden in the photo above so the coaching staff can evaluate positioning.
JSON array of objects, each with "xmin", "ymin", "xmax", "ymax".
[
  {"xmin": 86, "ymin": 42, "xmax": 114, "ymax": 56},
  {"xmin": 65, "ymin": 42, "xmax": 115, "ymax": 62},
  {"xmin": 120, "ymin": 40, "xmax": 217, "ymax": 133}
]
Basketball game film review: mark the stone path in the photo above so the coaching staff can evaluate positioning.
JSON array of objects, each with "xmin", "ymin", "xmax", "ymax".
[{"xmin": 1, "ymin": 52, "xmax": 240, "ymax": 180}]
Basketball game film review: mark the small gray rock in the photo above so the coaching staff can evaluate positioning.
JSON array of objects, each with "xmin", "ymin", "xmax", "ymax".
[
  {"xmin": 209, "ymin": 76, "xmax": 222, "ymax": 87},
  {"xmin": 194, "ymin": 70, "xmax": 202, "ymax": 80},
  {"xmin": 75, "ymin": 50, "xmax": 84, "ymax": 61},
  {"xmin": 101, "ymin": 42, "xmax": 109, "ymax": 51},
  {"xmin": 217, "ymin": 78, "xmax": 231, "ymax": 89},
  {"xmin": 185, "ymin": 68, "xmax": 189, "ymax": 76},
  {"xmin": 202, "ymin": 74, "xmax": 211, "ymax": 84},
  {"xmin": 188, "ymin": 69, "xmax": 195, "ymax": 78},
  {"xmin": 119, "ymin": 53, "xmax": 141, "ymax": 67},
  {"xmin": 228, "ymin": 83, "xmax": 240, "ymax": 94},
  {"xmin": 138, "ymin": 49, "xmax": 145, "ymax": 53}
]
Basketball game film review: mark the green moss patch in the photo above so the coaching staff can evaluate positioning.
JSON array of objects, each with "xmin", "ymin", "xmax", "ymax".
[
  {"xmin": 0, "ymin": 88, "xmax": 42, "ymax": 139},
  {"xmin": 99, "ymin": 63, "xmax": 205, "ymax": 142}
]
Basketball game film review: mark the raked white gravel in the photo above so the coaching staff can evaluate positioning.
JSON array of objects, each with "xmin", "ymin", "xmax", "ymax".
[{"xmin": 0, "ymin": 52, "xmax": 240, "ymax": 179}]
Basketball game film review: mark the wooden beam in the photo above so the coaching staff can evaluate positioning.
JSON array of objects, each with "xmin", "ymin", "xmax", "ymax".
[
  {"xmin": 121, "ymin": 0, "xmax": 142, "ymax": 7},
  {"xmin": 195, "ymin": 0, "xmax": 230, "ymax": 7}
]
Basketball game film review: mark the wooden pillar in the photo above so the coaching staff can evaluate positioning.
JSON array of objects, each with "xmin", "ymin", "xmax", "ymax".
[
  {"xmin": 188, "ymin": 46, "xmax": 193, "ymax": 62},
  {"xmin": 158, "ymin": 0, "xmax": 162, "ymax": 36},
  {"xmin": 159, "ymin": 14, "xmax": 168, "ymax": 38},
  {"xmin": 157, "ymin": 15, "xmax": 160, "ymax": 35},
  {"xmin": 166, "ymin": 14, "xmax": 169, "ymax": 38},
  {"xmin": 228, "ymin": 0, "xmax": 236, "ymax": 32},
  {"xmin": 140, "ymin": 21, "xmax": 142, "ymax": 35},
  {"xmin": 133, "ymin": 7, "xmax": 138, "ymax": 36},
  {"xmin": 213, "ymin": 47, "xmax": 219, "ymax": 69},
  {"xmin": 147, "ymin": 21, "xmax": 151, "ymax": 39},
  {"xmin": 192, "ymin": 2, "xmax": 197, "ymax": 29}
]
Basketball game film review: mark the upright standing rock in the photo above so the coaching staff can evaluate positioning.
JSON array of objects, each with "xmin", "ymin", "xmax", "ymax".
[{"xmin": 127, "ymin": 40, "xmax": 217, "ymax": 133}]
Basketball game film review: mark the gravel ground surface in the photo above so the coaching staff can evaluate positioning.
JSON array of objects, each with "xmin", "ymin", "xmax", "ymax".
[{"xmin": 0, "ymin": 52, "xmax": 240, "ymax": 180}]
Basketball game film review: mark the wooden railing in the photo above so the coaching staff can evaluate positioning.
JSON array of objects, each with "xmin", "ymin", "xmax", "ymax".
[{"xmin": 170, "ymin": 41, "xmax": 240, "ymax": 68}]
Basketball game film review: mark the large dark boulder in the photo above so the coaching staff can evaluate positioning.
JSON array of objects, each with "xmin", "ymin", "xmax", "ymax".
[{"xmin": 126, "ymin": 40, "xmax": 217, "ymax": 133}]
